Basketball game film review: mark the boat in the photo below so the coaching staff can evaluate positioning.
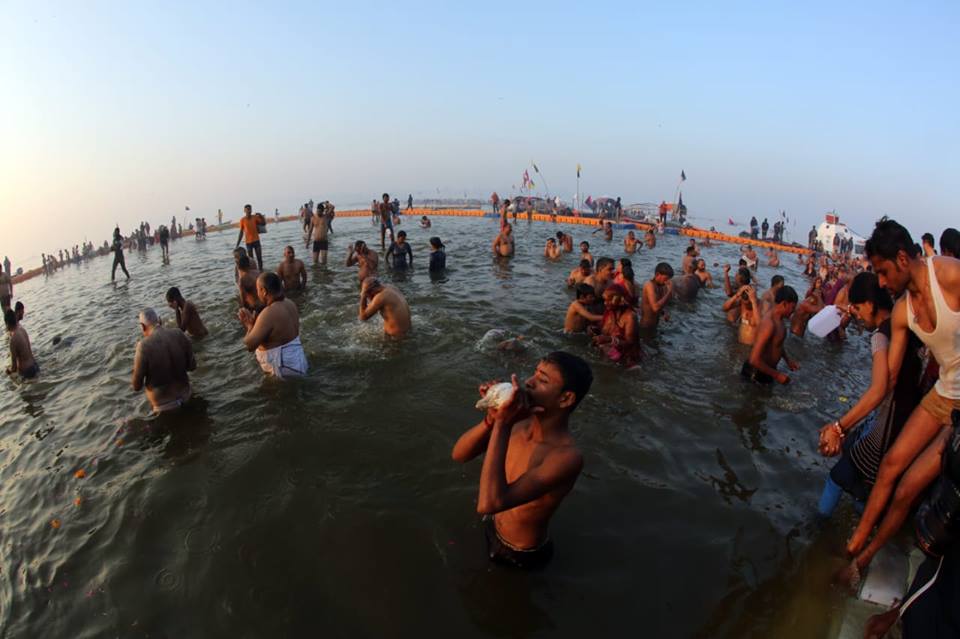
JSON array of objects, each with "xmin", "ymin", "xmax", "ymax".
[{"xmin": 816, "ymin": 213, "xmax": 866, "ymax": 255}]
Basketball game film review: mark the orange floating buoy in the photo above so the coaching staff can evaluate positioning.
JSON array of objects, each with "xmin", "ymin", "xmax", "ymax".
[{"xmin": 74, "ymin": 469, "xmax": 86, "ymax": 479}]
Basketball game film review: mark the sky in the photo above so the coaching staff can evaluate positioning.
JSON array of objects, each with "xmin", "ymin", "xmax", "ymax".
[{"xmin": 1, "ymin": 1, "xmax": 958, "ymax": 268}]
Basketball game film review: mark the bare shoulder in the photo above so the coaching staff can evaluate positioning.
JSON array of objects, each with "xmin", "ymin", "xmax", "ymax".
[{"xmin": 933, "ymin": 255, "xmax": 960, "ymax": 286}]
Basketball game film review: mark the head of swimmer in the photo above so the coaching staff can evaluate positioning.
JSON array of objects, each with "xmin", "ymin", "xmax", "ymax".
[
  {"xmin": 283, "ymin": 245, "xmax": 295, "ymax": 261},
  {"xmin": 770, "ymin": 275, "xmax": 784, "ymax": 290},
  {"xmin": 4, "ymin": 308, "xmax": 17, "ymax": 332},
  {"xmin": 578, "ymin": 259, "xmax": 592, "ymax": 276},
  {"xmin": 736, "ymin": 267, "xmax": 751, "ymax": 287},
  {"xmin": 695, "ymin": 259, "xmax": 706, "ymax": 272},
  {"xmin": 847, "ymin": 272, "xmax": 893, "ymax": 330},
  {"xmin": 395, "ymin": 231, "xmax": 407, "ymax": 245},
  {"xmin": 138, "ymin": 308, "xmax": 160, "ymax": 336},
  {"xmin": 546, "ymin": 238, "xmax": 556, "ymax": 247},
  {"xmin": 361, "ymin": 276, "xmax": 383, "ymax": 299},
  {"xmin": 354, "ymin": 240, "xmax": 367, "ymax": 255},
  {"xmin": 595, "ymin": 257, "xmax": 615, "ymax": 281},
  {"xmin": 580, "ymin": 241, "xmax": 589, "ymax": 253},
  {"xmin": 524, "ymin": 351, "xmax": 593, "ymax": 416},
  {"xmin": 257, "ymin": 272, "xmax": 284, "ymax": 304},
  {"xmin": 575, "ymin": 283, "xmax": 596, "ymax": 306},
  {"xmin": 865, "ymin": 217, "xmax": 918, "ymax": 295},
  {"xmin": 382, "ymin": 193, "xmax": 390, "ymax": 203},
  {"xmin": 627, "ymin": 231, "xmax": 635, "ymax": 239},
  {"xmin": 165, "ymin": 287, "xmax": 184, "ymax": 310},
  {"xmin": 774, "ymin": 286, "xmax": 798, "ymax": 317},
  {"xmin": 244, "ymin": 204, "xmax": 252, "ymax": 217},
  {"xmin": 653, "ymin": 262, "xmax": 674, "ymax": 284}
]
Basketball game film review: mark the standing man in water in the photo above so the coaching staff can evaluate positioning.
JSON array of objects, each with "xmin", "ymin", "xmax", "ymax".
[
  {"xmin": 346, "ymin": 240, "xmax": 379, "ymax": 283},
  {"xmin": 110, "ymin": 227, "xmax": 130, "ymax": 281},
  {"xmin": 741, "ymin": 286, "xmax": 798, "ymax": 384},
  {"xmin": 358, "ymin": 276, "xmax": 411, "ymax": 337},
  {"xmin": 236, "ymin": 255, "xmax": 262, "ymax": 313},
  {"xmin": 451, "ymin": 352, "xmax": 592, "ymax": 569},
  {"xmin": 5, "ymin": 308, "xmax": 38, "ymax": 379},
  {"xmin": 307, "ymin": 205, "xmax": 331, "ymax": 265},
  {"xmin": 493, "ymin": 223, "xmax": 515, "ymax": 257},
  {"xmin": 276, "ymin": 245, "xmax": 307, "ymax": 291},
  {"xmin": 131, "ymin": 308, "xmax": 195, "ymax": 412},
  {"xmin": 640, "ymin": 262, "xmax": 674, "ymax": 335},
  {"xmin": 236, "ymin": 204, "xmax": 263, "ymax": 271},
  {"xmin": 159, "ymin": 224, "xmax": 170, "ymax": 263},
  {"xmin": 238, "ymin": 272, "xmax": 308, "ymax": 379},
  {"xmin": 407, "ymin": 194, "xmax": 413, "ymax": 210},
  {"xmin": 379, "ymin": 193, "xmax": 394, "ymax": 251},
  {"xmin": 166, "ymin": 287, "xmax": 208, "ymax": 338},
  {"xmin": 0, "ymin": 261, "xmax": 12, "ymax": 311}
]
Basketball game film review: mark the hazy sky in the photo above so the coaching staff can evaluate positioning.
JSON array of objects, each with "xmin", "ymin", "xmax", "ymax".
[{"xmin": 2, "ymin": 1, "xmax": 958, "ymax": 268}]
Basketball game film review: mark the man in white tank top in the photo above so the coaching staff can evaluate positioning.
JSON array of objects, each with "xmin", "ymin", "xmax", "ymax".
[{"xmin": 838, "ymin": 218, "xmax": 960, "ymax": 589}]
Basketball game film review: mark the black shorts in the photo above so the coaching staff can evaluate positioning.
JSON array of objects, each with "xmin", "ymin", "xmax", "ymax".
[
  {"xmin": 19, "ymin": 363, "xmax": 39, "ymax": 379},
  {"xmin": 312, "ymin": 239, "xmax": 328, "ymax": 252},
  {"xmin": 741, "ymin": 361, "xmax": 774, "ymax": 384},
  {"xmin": 246, "ymin": 240, "xmax": 261, "ymax": 252},
  {"xmin": 483, "ymin": 517, "xmax": 553, "ymax": 570}
]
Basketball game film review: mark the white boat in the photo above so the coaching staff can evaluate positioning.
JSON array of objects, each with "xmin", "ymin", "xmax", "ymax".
[{"xmin": 816, "ymin": 213, "xmax": 867, "ymax": 255}]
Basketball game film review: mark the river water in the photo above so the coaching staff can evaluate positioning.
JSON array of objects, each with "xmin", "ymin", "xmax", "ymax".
[{"xmin": 1, "ymin": 215, "xmax": 873, "ymax": 638}]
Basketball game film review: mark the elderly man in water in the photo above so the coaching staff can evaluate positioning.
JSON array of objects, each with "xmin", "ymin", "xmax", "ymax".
[
  {"xmin": 238, "ymin": 272, "xmax": 308, "ymax": 379},
  {"xmin": 358, "ymin": 277, "xmax": 411, "ymax": 338},
  {"xmin": 493, "ymin": 223, "xmax": 515, "ymax": 257},
  {"xmin": 452, "ymin": 351, "xmax": 592, "ymax": 569},
  {"xmin": 131, "ymin": 308, "xmax": 195, "ymax": 412},
  {"xmin": 5, "ymin": 308, "xmax": 38, "ymax": 379},
  {"xmin": 165, "ymin": 287, "xmax": 208, "ymax": 338},
  {"xmin": 276, "ymin": 245, "xmax": 307, "ymax": 291}
]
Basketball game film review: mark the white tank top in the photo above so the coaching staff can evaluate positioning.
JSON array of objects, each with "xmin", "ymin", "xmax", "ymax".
[{"xmin": 907, "ymin": 257, "xmax": 960, "ymax": 399}]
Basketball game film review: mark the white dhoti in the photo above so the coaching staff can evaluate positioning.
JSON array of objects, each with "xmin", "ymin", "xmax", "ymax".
[{"xmin": 255, "ymin": 336, "xmax": 308, "ymax": 379}]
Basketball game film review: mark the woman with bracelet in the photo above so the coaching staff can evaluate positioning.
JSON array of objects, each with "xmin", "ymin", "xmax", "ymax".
[{"xmin": 816, "ymin": 272, "xmax": 927, "ymax": 517}]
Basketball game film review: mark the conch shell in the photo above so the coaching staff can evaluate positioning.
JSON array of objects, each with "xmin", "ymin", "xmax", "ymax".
[{"xmin": 475, "ymin": 382, "xmax": 515, "ymax": 411}]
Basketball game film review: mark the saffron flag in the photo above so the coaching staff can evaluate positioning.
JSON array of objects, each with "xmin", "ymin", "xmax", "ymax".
[
  {"xmin": 728, "ymin": 218, "xmax": 735, "ymax": 225},
  {"xmin": 680, "ymin": 170, "xmax": 686, "ymax": 181}
]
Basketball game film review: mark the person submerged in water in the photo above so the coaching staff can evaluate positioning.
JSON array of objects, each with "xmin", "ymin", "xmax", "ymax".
[
  {"xmin": 556, "ymin": 231, "xmax": 573, "ymax": 253},
  {"xmin": 386, "ymin": 230, "xmax": 414, "ymax": 269},
  {"xmin": 579, "ymin": 241, "xmax": 593, "ymax": 267},
  {"xmin": 131, "ymin": 308, "xmax": 195, "ymax": 412},
  {"xmin": 359, "ymin": 277, "xmax": 411, "ymax": 338},
  {"xmin": 5, "ymin": 308, "xmax": 38, "ymax": 379},
  {"xmin": 594, "ymin": 283, "xmax": 642, "ymax": 367},
  {"xmin": 640, "ymin": 262, "xmax": 674, "ymax": 335},
  {"xmin": 584, "ymin": 257, "xmax": 615, "ymax": 298},
  {"xmin": 451, "ymin": 351, "xmax": 592, "ymax": 570},
  {"xmin": 166, "ymin": 287, "xmax": 208, "ymax": 338},
  {"xmin": 346, "ymin": 240, "xmax": 379, "ymax": 283},
  {"xmin": 694, "ymin": 259, "xmax": 714, "ymax": 288},
  {"xmin": 624, "ymin": 231, "xmax": 639, "ymax": 254},
  {"xmin": 760, "ymin": 275, "xmax": 785, "ymax": 315},
  {"xmin": 493, "ymin": 224, "xmax": 515, "ymax": 257},
  {"xmin": 564, "ymin": 284, "xmax": 603, "ymax": 333},
  {"xmin": 420, "ymin": 216, "xmax": 431, "ymax": 229},
  {"xmin": 276, "ymin": 245, "xmax": 307, "ymax": 291},
  {"xmin": 741, "ymin": 286, "xmax": 799, "ymax": 384},
  {"xmin": 428, "ymin": 237, "xmax": 446, "ymax": 272},
  {"xmin": 544, "ymin": 238, "xmax": 561, "ymax": 261},
  {"xmin": 723, "ymin": 281, "xmax": 760, "ymax": 345},
  {"xmin": 791, "ymin": 276, "xmax": 826, "ymax": 337},
  {"xmin": 644, "ymin": 229, "xmax": 656, "ymax": 249},
  {"xmin": 238, "ymin": 272, "xmax": 308, "ymax": 379},
  {"xmin": 566, "ymin": 259, "xmax": 593, "ymax": 288},
  {"xmin": 766, "ymin": 248, "xmax": 780, "ymax": 267},
  {"xmin": 236, "ymin": 255, "xmax": 262, "ymax": 313}
]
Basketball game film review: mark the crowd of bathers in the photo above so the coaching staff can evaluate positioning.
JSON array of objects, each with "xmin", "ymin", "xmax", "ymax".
[{"xmin": 6, "ymin": 202, "xmax": 960, "ymax": 635}]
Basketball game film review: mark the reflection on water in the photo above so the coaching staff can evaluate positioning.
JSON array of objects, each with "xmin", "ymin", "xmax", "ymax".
[{"xmin": 0, "ymin": 217, "xmax": 871, "ymax": 637}]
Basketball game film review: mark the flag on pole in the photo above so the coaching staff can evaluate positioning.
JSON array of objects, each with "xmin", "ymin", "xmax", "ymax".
[
  {"xmin": 185, "ymin": 206, "xmax": 190, "ymax": 211},
  {"xmin": 532, "ymin": 162, "xmax": 540, "ymax": 173},
  {"xmin": 680, "ymin": 170, "xmax": 686, "ymax": 181},
  {"xmin": 576, "ymin": 163, "xmax": 581, "ymax": 178}
]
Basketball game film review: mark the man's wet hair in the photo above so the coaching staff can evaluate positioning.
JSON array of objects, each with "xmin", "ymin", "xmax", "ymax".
[
  {"xmin": 596, "ymin": 257, "xmax": 615, "ymax": 272},
  {"xmin": 685, "ymin": 246, "xmax": 695, "ymax": 255},
  {"xmin": 738, "ymin": 258, "xmax": 747, "ymax": 266},
  {"xmin": 922, "ymin": 232, "xmax": 935, "ymax": 248},
  {"xmin": 244, "ymin": 204, "xmax": 252, "ymax": 211},
  {"xmin": 233, "ymin": 247, "xmax": 247, "ymax": 259},
  {"xmin": 237, "ymin": 255, "xmax": 251, "ymax": 270},
  {"xmin": 580, "ymin": 241, "xmax": 589, "ymax": 249},
  {"xmin": 940, "ymin": 228, "xmax": 960, "ymax": 258},
  {"xmin": 397, "ymin": 230, "xmax": 406, "ymax": 239},
  {"xmin": 354, "ymin": 240, "xmax": 366, "ymax": 251},
  {"xmin": 556, "ymin": 231, "xmax": 564, "ymax": 240},
  {"xmin": 14, "ymin": 301, "xmax": 24, "ymax": 313},
  {"xmin": 541, "ymin": 351, "xmax": 593, "ymax": 411},
  {"xmin": 865, "ymin": 217, "xmax": 918, "ymax": 261},
  {"xmin": 771, "ymin": 275, "xmax": 784, "ymax": 287},
  {"xmin": 285, "ymin": 245, "xmax": 295, "ymax": 253},
  {"xmin": 547, "ymin": 237, "xmax": 556, "ymax": 244},
  {"xmin": 620, "ymin": 263, "xmax": 635, "ymax": 283},
  {"xmin": 259, "ymin": 272, "xmax": 284, "ymax": 296},
  {"xmin": 775, "ymin": 285, "xmax": 798, "ymax": 305},
  {"xmin": 848, "ymin": 271, "xmax": 893, "ymax": 312},
  {"xmin": 655, "ymin": 262, "xmax": 674, "ymax": 277},
  {"xmin": 579, "ymin": 259, "xmax": 591, "ymax": 269},
  {"xmin": 737, "ymin": 267, "xmax": 752, "ymax": 284},
  {"xmin": 165, "ymin": 287, "xmax": 183, "ymax": 302},
  {"xmin": 4, "ymin": 308, "xmax": 17, "ymax": 330},
  {"xmin": 429, "ymin": 237, "xmax": 443, "ymax": 249},
  {"xmin": 575, "ymin": 283, "xmax": 595, "ymax": 300},
  {"xmin": 382, "ymin": 193, "xmax": 389, "ymax": 200}
]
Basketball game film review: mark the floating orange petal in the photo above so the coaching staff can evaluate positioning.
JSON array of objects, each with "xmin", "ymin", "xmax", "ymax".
[
  {"xmin": 74, "ymin": 469, "xmax": 86, "ymax": 479},
  {"xmin": 50, "ymin": 519, "xmax": 61, "ymax": 529}
]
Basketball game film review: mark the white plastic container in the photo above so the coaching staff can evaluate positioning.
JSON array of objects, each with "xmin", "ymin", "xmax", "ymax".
[{"xmin": 808, "ymin": 305, "xmax": 842, "ymax": 338}]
